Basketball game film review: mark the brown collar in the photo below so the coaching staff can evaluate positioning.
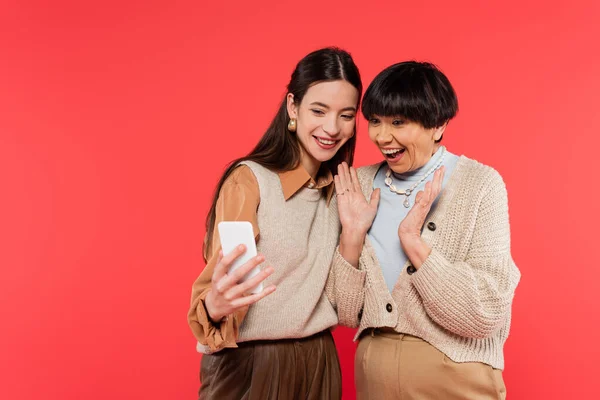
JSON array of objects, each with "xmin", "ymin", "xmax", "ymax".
[{"xmin": 278, "ymin": 164, "xmax": 334, "ymax": 204}]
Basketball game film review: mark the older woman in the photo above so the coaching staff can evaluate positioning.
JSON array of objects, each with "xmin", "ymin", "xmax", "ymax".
[{"xmin": 330, "ymin": 61, "xmax": 521, "ymax": 399}]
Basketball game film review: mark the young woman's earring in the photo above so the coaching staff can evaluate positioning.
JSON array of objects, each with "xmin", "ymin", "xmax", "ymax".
[{"xmin": 287, "ymin": 118, "xmax": 297, "ymax": 132}]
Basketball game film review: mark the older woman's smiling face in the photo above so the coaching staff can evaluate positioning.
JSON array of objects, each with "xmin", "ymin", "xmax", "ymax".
[{"xmin": 368, "ymin": 115, "xmax": 446, "ymax": 174}]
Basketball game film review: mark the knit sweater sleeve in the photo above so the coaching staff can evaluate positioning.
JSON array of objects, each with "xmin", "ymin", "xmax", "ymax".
[
  {"xmin": 325, "ymin": 247, "xmax": 367, "ymax": 328},
  {"xmin": 410, "ymin": 170, "xmax": 521, "ymax": 339},
  {"xmin": 323, "ymin": 195, "xmax": 367, "ymax": 328}
]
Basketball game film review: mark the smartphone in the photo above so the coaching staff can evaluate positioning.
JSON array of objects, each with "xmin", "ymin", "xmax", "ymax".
[{"xmin": 217, "ymin": 221, "xmax": 263, "ymax": 294}]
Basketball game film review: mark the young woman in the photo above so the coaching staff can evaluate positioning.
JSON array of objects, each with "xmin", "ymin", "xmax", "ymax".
[
  {"xmin": 331, "ymin": 61, "xmax": 521, "ymax": 399},
  {"xmin": 187, "ymin": 47, "xmax": 362, "ymax": 400}
]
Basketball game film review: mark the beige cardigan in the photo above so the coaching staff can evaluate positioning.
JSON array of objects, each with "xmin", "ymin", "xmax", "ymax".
[{"xmin": 325, "ymin": 156, "xmax": 521, "ymax": 370}]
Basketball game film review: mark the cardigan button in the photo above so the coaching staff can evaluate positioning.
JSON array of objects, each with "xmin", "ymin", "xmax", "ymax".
[
  {"xmin": 427, "ymin": 221, "xmax": 437, "ymax": 231},
  {"xmin": 386, "ymin": 303, "xmax": 393, "ymax": 313},
  {"xmin": 407, "ymin": 265, "xmax": 417, "ymax": 275}
]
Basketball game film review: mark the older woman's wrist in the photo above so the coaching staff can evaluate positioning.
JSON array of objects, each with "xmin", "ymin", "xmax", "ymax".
[
  {"xmin": 400, "ymin": 234, "xmax": 431, "ymax": 268},
  {"xmin": 339, "ymin": 229, "xmax": 366, "ymax": 268},
  {"xmin": 341, "ymin": 228, "xmax": 367, "ymax": 246}
]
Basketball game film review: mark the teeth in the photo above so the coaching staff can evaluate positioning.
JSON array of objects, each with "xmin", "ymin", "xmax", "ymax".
[
  {"xmin": 382, "ymin": 148, "xmax": 403, "ymax": 155},
  {"xmin": 316, "ymin": 137, "xmax": 336, "ymax": 145}
]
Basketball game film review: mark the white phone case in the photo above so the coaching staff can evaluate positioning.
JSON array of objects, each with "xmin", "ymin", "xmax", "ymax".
[{"xmin": 217, "ymin": 221, "xmax": 263, "ymax": 294}]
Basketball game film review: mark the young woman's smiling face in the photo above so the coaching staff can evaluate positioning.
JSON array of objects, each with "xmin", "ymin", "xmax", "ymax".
[{"xmin": 287, "ymin": 80, "xmax": 359, "ymax": 174}]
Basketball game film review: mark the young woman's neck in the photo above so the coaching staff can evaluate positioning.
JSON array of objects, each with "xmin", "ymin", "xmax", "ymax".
[{"xmin": 299, "ymin": 149, "xmax": 322, "ymax": 180}]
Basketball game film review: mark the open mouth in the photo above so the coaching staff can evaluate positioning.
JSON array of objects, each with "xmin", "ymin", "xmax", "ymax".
[{"xmin": 381, "ymin": 148, "xmax": 406, "ymax": 159}]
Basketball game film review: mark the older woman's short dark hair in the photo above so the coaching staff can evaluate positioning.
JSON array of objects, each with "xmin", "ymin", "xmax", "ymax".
[{"xmin": 361, "ymin": 61, "xmax": 458, "ymax": 130}]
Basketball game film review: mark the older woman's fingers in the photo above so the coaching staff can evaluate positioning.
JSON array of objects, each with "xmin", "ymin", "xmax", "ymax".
[
  {"xmin": 422, "ymin": 181, "xmax": 433, "ymax": 206},
  {"xmin": 350, "ymin": 167, "xmax": 361, "ymax": 193},
  {"xmin": 434, "ymin": 167, "xmax": 445, "ymax": 197},
  {"xmin": 414, "ymin": 190, "xmax": 424, "ymax": 206},
  {"xmin": 337, "ymin": 163, "xmax": 351, "ymax": 193},
  {"xmin": 334, "ymin": 175, "xmax": 342, "ymax": 196},
  {"xmin": 341, "ymin": 162, "xmax": 353, "ymax": 192}
]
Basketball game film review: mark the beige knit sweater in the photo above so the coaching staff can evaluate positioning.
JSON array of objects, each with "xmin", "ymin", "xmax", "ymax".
[
  {"xmin": 325, "ymin": 156, "xmax": 521, "ymax": 370},
  {"xmin": 233, "ymin": 161, "xmax": 340, "ymax": 342}
]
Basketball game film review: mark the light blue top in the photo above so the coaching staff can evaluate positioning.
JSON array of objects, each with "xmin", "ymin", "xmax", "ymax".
[{"xmin": 367, "ymin": 147, "xmax": 460, "ymax": 292}]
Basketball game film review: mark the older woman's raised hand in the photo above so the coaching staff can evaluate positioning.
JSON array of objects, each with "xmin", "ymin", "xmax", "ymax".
[
  {"xmin": 335, "ymin": 162, "xmax": 380, "ymax": 237},
  {"xmin": 398, "ymin": 167, "xmax": 445, "ymax": 263},
  {"xmin": 334, "ymin": 162, "xmax": 380, "ymax": 268}
]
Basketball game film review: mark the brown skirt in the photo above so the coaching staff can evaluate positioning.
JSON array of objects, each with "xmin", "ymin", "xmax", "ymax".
[{"xmin": 199, "ymin": 330, "xmax": 342, "ymax": 400}]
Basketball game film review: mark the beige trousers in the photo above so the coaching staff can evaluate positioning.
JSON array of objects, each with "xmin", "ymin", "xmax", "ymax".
[{"xmin": 355, "ymin": 329, "xmax": 506, "ymax": 400}]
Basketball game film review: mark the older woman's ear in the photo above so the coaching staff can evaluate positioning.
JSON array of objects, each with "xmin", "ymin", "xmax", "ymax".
[{"xmin": 433, "ymin": 123, "xmax": 447, "ymax": 142}]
